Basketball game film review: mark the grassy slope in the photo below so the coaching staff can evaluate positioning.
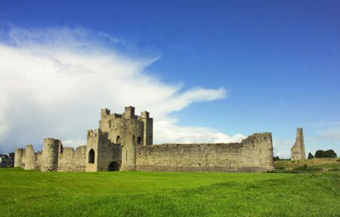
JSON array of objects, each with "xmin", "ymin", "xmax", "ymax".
[
  {"xmin": 0, "ymin": 168, "xmax": 340, "ymax": 217},
  {"xmin": 275, "ymin": 157, "xmax": 340, "ymax": 171}
]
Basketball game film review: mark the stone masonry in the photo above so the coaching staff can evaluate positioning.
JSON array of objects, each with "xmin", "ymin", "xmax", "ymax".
[
  {"xmin": 291, "ymin": 128, "xmax": 306, "ymax": 160},
  {"xmin": 14, "ymin": 106, "xmax": 274, "ymax": 172}
]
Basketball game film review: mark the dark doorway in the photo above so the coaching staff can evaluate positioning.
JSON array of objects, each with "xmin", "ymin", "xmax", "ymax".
[
  {"xmin": 88, "ymin": 149, "xmax": 95, "ymax": 163},
  {"xmin": 137, "ymin": 137, "xmax": 142, "ymax": 145},
  {"xmin": 108, "ymin": 161, "xmax": 120, "ymax": 171}
]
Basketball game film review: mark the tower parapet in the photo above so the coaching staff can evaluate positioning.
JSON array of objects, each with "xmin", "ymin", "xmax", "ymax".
[
  {"xmin": 123, "ymin": 106, "xmax": 136, "ymax": 119},
  {"xmin": 138, "ymin": 111, "xmax": 153, "ymax": 146},
  {"xmin": 101, "ymin": 108, "xmax": 110, "ymax": 118}
]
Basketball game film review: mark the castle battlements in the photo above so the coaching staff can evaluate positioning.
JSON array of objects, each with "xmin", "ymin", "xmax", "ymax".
[{"xmin": 101, "ymin": 106, "xmax": 152, "ymax": 121}]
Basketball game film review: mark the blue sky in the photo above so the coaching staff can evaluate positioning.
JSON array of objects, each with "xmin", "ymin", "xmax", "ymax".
[{"xmin": 0, "ymin": 0, "xmax": 339, "ymax": 157}]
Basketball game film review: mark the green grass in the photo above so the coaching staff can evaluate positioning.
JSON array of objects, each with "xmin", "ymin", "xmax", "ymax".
[
  {"xmin": 0, "ymin": 168, "xmax": 340, "ymax": 217},
  {"xmin": 274, "ymin": 158, "xmax": 340, "ymax": 173}
]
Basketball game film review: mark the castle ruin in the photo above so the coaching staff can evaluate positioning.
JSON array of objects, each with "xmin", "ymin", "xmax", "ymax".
[
  {"xmin": 14, "ymin": 106, "xmax": 274, "ymax": 172},
  {"xmin": 291, "ymin": 128, "xmax": 306, "ymax": 160}
]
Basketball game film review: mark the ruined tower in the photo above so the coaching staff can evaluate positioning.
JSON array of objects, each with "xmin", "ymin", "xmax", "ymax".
[
  {"xmin": 24, "ymin": 145, "xmax": 36, "ymax": 170},
  {"xmin": 291, "ymin": 128, "xmax": 306, "ymax": 160},
  {"xmin": 41, "ymin": 138, "xmax": 61, "ymax": 171},
  {"xmin": 85, "ymin": 106, "xmax": 153, "ymax": 172},
  {"xmin": 14, "ymin": 148, "xmax": 25, "ymax": 167},
  {"xmin": 85, "ymin": 129, "xmax": 121, "ymax": 172},
  {"xmin": 138, "ymin": 111, "xmax": 153, "ymax": 145}
]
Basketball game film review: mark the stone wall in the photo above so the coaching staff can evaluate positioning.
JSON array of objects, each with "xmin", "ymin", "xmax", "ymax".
[
  {"xmin": 58, "ymin": 145, "xmax": 87, "ymax": 172},
  {"xmin": 36, "ymin": 152, "xmax": 42, "ymax": 169},
  {"xmin": 136, "ymin": 133, "xmax": 274, "ymax": 172},
  {"xmin": 12, "ymin": 107, "xmax": 275, "ymax": 173}
]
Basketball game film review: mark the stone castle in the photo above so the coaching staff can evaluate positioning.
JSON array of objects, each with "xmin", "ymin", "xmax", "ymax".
[
  {"xmin": 291, "ymin": 128, "xmax": 306, "ymax": 160},
  {"xmin": 14, "ymin": 106, "xmax": 274, "ymax": 172}
]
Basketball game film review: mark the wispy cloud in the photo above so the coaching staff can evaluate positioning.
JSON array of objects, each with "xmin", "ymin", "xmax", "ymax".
[
  {"xmin": 273, "ymin": 139, "xmax": 292, "ymax": 159},
  {"xmin": 0, "ymin": 26, "xmax": 243, "ymax": 153}
]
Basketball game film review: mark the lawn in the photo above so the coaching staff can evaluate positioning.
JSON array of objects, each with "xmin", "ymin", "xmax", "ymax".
[{"xmin": 0, "ymin": 168, "xmax": 339, "ymax": 217}]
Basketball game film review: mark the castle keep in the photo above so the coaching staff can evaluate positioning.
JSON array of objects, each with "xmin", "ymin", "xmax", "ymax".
[{"xmin": 14, "ymin": 106, "xmax": 274, "ymax": 172}]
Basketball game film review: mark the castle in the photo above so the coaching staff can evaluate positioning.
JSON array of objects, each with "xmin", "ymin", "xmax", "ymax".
[{"xmin": 14, "ymin": 106, "xmax": 274, "ymax": 172}]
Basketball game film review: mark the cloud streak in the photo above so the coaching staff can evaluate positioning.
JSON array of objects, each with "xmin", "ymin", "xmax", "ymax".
[{"xmin": 0, "ymin": 26, "xmax": 245, "ymax": 153}]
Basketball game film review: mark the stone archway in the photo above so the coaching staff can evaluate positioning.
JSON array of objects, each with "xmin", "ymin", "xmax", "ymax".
[{"xmin": 108, "ymin": 161, "xmax": 120, "ymax": 171}]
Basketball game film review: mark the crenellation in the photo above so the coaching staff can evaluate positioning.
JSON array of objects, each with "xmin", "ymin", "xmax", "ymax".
[
  {"xmin": 101, "ymin": 108, "xmax": 110, "ymax": 118},
  {"xmin": 123, "ymin": 106, "xmax": 136, "ymax": 119},
  {"xmin": 140, "ymin": 111, "xmax": 149, "ymax": 118}
]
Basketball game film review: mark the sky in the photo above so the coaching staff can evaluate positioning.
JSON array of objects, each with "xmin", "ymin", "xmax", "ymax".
[{"xmin": 0, "ymin": 0, "xmax": 339, "ymax": 158}]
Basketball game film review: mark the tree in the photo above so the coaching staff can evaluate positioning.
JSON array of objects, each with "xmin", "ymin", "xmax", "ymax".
[
  {"xmin": 315, "ymin": 150, "xmax": 324, "ymax": 158},
  {"xmin": 315, "ymin": 150, "xmax": 337, "ymax": 158},
  {"xmin": 308, "ymin": 152, "xmax": 314, "ymax": 159},
  {"xmin": 273, "ymin": 156, "xmax": 280, "ymax": 161},
  {"xmin": 323, "ymin": 150, "xmax": 337, "ymax": 158}
]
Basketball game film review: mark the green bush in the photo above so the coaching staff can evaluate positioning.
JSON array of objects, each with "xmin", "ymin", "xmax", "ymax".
[
  {"xmin": 315, "ymin": 150, "xmax": 337, "ymax": 158},
  {"xmin": 273, "ymin": 156, "xmax": 280, "ymax": 161},
  {"xmin": 308, "ymin": 152, "xmax": 314, "ymax": 159},
  {"xmin": 324, "ymin": 150, "xmax": 337, "ymax": 158}
]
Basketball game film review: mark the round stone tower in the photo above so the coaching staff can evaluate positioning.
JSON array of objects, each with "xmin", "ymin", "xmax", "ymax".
[
  {"xmin": 14, "ymin": 148, "xmax": 25, "ymax": 168},
  {"xmin": 24, "ymin": 145, "xmax": 36, "ymax": 170},
  {"xmin": 41, "ymin": 138, "xmax": 60, "ymax": 172}
]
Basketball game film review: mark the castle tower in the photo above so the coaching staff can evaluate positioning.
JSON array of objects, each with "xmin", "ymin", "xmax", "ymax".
[
  {"xmin": 85, "ymin": 128, "xmax": 123, "ymax": 172},
  {"xmin": 86, "ymin": 129, "xmax": 102, "ymax": 172},
  {"xmin": 14, "ymin": 148, "xmax": 25, "ymax": 168},
  {"xmin": 138, "ymin": 111, "xmax": 153, "ymax": 146},
  {"xmin": 291, "ymin": 128, "xmax": 306, "ymax": 160},
  {"xmin": 24, "ymin": 145, "xmax": 36, "ymax": 170},
  {"xmin": 91, "ymin": 106, "xmax": 149, "ymax": 171},
  {"xmin": 41, "ymin": 138, "xmax": 61, "ymax": 172}
]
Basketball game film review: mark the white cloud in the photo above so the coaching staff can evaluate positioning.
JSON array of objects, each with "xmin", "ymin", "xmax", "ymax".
[
  {"xmin": 318, "ymin": 128, "xmax": 340, "ymax": 141},
  {"xmin": 273, "ymin": 138, "xmax": 292, "ymax": 159},
  {"xmin": 0, "ymin": 26, "xmax": 244, "ymax": 153},
  {"xmin": 154, "ymin": 120, "xmax": 245, "ymax": 144}
]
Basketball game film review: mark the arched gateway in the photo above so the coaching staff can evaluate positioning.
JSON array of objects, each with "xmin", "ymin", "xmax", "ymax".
[{"xmin": 108, "ymin": 161, "xmax": 120, "ymax": 171}]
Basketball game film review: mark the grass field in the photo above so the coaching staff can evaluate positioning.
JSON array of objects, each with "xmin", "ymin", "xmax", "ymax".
[
  {"xmin": 274, "ymin": 157, "xmax": 340, "ymax": 172},
  {"xmin": 1, "ymin": 164, "xmax": 340, "ymax": 217}
]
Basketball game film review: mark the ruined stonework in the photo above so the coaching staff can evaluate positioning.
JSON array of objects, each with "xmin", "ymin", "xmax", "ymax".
[
  {"xmin": 58, "ymin": 145, "xmax": 87, "ymax": 172},
  {"xmin": 291, "ymin": 128, "xmax": 306, "ymax": 160},
  {"xmin": 14, "ymin": 106, "xmax": 274, "ymax": 172},
  {"xmin": 86, "ymin": 129, "xmax": 121, "ymax": 172},
  {"xmin": 137, "ymin": 133, "xmax": 273, "ymax": 172},
  {"xmin": 41, "ymin": 138, "xmax": 65, "ymax": 171},
  {"xmin": 14, "ymin": 148, "xmax": 25, "ymax": 167},
  {"xmin": 24, "ymin": 145, "xmax": 36, "ymax": 170}
]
